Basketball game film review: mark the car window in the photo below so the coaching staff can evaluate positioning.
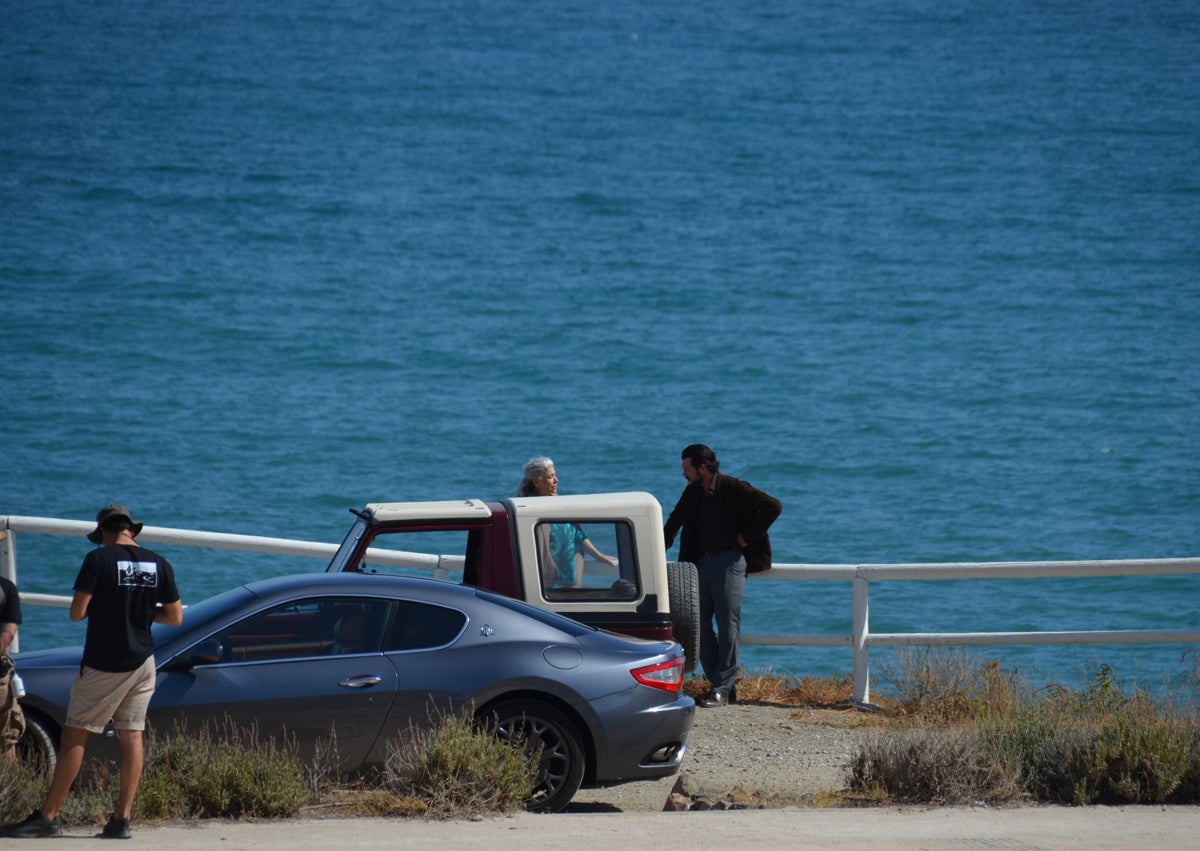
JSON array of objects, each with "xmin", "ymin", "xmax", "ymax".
[
  {"xmin": 535, "ymin": 520, "xmax": 640, "ymax": 602},
  {"xmin": 383, "ymin": 599, "xmax": 466, "ymax": 651},
  {"xmin": 214, "ymin": 596, "xmax": 392, "ymax": 662},
  {"xmin": 154, "ymin": 585, "xmax": 255, "ymax": 646}
]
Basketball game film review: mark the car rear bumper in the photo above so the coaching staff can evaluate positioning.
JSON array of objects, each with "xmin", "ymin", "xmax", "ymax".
[{"xmin": 585, "ymin": 692, "xmax": 695, "ymax": 784}]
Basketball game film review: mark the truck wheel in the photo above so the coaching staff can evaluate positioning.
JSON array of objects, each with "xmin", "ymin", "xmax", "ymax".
[
  {"xmin": 17, "ymin": 710, "xmax": 58, "ymax": 775},
  {"xmin": 483, "ymin": 699, "xmax": 585, "ymax": 813},
  {"xmin": 666, "ymin": 561, "xmax": 700, "ymax": 673}
]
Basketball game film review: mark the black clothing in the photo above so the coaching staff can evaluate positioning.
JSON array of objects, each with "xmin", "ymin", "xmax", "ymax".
[
  {"xmin": 0, "ymin": 576, "xmax": 20, "ymax": 628},
  {"xmin": 697, "ymin": 488, "xmax": 741, "ymax": 556},
  {"xmin": 664, "ymin": 471, "xmax": 781, "ymax": 694},
  {"xmin": 74, "ymin": 544, "xmax": 180, "ymax": 672},
  {"xmin": 664, "ymin": 473, "xmax": 782, "ymax": 573}
]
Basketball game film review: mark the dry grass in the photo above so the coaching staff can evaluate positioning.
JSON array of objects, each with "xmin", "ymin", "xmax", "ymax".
[
  {"xmin": 135, "ymin": 718, "xmax": 310, "ymax": 820},
  {"xmin": 1, "ymin": 718, "xmax": 311, "ymax": 827},
  {"xmin": 877, "ymin": 648, "xmax": 1029, "ymax": 727},
  {"xmin": 3, "ymin": 709, "xmax": 533, "ymax": 826},
  {"xmin": 686, "ymin": 669, "xmax": 899, "ymax": 732},
  {"xmin": 840, "ymin": 654, "xmax": 1200, "ymax": 806},
  {"xmin": 686, "ymin": 669, "xmax": 867, "ymax": 708},
  {"xmin": 0, "ymin": 754, "xmax": 49, "ymax": 823}
]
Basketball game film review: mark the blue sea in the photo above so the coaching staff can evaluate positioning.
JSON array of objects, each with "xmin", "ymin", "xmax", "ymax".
[{"xmin": 3, "ymin": 1, "xmax": 1198, "ymax": 695}]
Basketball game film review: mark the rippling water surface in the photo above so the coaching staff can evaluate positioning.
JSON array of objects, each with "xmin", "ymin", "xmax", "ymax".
[{"xmin": 3, "ymin": 1, "xmax": 1197, "ymax": 689}]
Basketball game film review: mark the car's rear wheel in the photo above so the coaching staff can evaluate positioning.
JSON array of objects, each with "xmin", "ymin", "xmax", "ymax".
[
  {"xmin": 666, "ymin": 561, "xmax": 700, "ymax": 673},
  {"xmin": 483, "ymin": 699, "xmax": 585, "ymax": 813},
  {"xmin": 16, "ymin": 709, "xmax": 58, "ymax": 775}
]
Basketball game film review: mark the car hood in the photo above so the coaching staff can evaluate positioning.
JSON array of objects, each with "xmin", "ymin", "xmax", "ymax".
[{"xmin": 11, "ymin": 646, "xmax": 84, "ymax": 669}]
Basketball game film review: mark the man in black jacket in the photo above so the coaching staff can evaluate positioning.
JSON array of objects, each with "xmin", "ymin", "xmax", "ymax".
[{"xmin": 664, "ymin": 444, "xmax": 781, "ymax": 708}]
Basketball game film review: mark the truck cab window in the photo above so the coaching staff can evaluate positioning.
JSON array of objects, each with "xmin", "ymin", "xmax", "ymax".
[{"xmin": 537, "ymin": 520, "xmax": 639, "ymax": 601}]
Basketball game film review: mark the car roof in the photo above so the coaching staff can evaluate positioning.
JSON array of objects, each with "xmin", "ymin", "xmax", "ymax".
[
  {"xmin": 243, "ymin": 571, "xmax": 469, "ymax": 602},
  {"xmin": 230, "ymin": 571, "xmax": 597, "ymax": 639}
]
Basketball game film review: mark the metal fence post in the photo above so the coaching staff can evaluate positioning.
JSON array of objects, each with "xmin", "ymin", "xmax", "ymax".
[{"xmin": 852, "ymin": 572, "xmax": 869, "ymax": 705}]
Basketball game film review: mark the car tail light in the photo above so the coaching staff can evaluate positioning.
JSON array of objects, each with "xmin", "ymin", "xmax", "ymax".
[{"xmin": 630, "ymin": 657, "xmax": 684, "ymax": 694}]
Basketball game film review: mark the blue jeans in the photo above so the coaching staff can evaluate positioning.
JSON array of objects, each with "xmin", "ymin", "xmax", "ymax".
[{"xmin": 696, "ymin": 549, "xmax": 746, "ymax": 694}]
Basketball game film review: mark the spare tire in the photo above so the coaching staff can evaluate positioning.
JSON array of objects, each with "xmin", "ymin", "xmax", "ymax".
[{"xmin": 666, "ymin": 561, "xmax": 700, "ymax": 673}]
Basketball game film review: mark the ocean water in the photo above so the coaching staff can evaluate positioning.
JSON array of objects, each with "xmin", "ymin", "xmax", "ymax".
[{"xmin": 2, "ymin": 1, "xmax": 1198, "ymax": 693}]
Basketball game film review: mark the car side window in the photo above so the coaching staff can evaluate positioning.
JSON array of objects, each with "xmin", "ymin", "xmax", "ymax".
[
  {"xmin": 383, "ymin": 600, "xmax": 466, "ymax": 651},
  {"xmin": 536, "ymin": 520, "xmax": 639, "ymax": 602},
  {"xmin": 215, "ymin": 597, "xmax": 390, "ymax": 662}
]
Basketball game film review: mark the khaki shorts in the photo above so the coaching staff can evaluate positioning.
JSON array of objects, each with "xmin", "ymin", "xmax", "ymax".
[
  {"xmin": 66, "ymin": 656, "xmax": 157, "ymax": 734},
  {"xmin": 1, "ymin": 671, "xmax": 26, "ymax": 747}
]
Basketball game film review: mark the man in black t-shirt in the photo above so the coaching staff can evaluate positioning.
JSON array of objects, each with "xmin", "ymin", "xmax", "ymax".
[{"xmin": 1, "ymin": 505, "xmax": 183, "ymax": 840}]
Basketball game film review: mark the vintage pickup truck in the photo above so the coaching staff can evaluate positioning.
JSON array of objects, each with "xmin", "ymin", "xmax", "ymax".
[{"xmin": 324, "ymin": 491, "xmax": 700, "ymax": 670}]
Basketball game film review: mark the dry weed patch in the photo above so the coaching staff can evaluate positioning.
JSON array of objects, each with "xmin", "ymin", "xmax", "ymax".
[{"xmin": 845, "ymin": 653, "xmax": 1200, "ymax": 806}]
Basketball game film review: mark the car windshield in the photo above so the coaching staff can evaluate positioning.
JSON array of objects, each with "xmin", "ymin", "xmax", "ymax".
[
  {"xmin": 152, "ymin": 585, "xmax": 257, "ymax": 645},
  {"xmin": 474, "ymin": 587, "xmax": 594, "ymax": 637}
]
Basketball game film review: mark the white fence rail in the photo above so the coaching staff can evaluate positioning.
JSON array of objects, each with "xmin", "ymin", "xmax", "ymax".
[{"xmin": 4, "ymin": 514, "xmax": 1199, "ymax": 704}]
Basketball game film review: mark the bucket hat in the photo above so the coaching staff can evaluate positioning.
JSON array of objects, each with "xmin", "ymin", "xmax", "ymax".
[{"xmin": 87, "ymin": 504, "xmax": 144, "ymax": 544}]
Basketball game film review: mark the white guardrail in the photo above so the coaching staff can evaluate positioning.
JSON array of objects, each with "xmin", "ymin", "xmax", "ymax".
[{"xmin": 3, "ymin": 515, "xmax": 1199, "ymax": 704}]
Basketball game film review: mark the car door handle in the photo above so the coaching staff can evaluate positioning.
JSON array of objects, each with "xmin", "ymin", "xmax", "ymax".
[{"xmin": 339, "ymin": 675, "xmax": 383, "ymax": 688}]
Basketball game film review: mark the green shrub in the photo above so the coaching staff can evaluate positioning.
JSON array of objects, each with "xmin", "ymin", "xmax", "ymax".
[
  {"xmin": 136, "ymin": 718, "xmax": 311, "ymax": 819},
  {"xmin": 1172, "ymin": 725, "xmax": 1200, "ymax": 802},
  {"xmin": 0, "ymin": 756, "xmax": 48, "ymax": 823},
  {"xmin": 382, "ymin": 707, "xmax": 536, "ymax": 819},
  {"xmin": 979, "ymin": 699, "xmax": 1091, "ymax": 803},
  {"xmin": 1076, "ymin": 696, "xmax": 1192, "ymax": 804},
  {"xmin": 984, "ymin": 671, "xmax": 1196, "ymax": 805},
  {"xmin": 852, "ymin": 659, "xmax": 1200, "ymax": 806}
]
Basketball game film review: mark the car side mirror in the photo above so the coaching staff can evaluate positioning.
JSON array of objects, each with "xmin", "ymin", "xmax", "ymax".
[{"xmin": 167, "ymin": 637, "xmax": 224, "ymax": 670}]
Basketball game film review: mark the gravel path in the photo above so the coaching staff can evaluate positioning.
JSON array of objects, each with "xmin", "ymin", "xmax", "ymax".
[{"xmin": 567, "ymin": 703, "xmax": 868, "ymax": 812}]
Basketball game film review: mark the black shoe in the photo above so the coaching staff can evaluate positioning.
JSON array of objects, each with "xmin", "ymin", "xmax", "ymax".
[
  {"xmin": 698, "ymin": 690, "xmax": 728, "ymax": 708},
  {"xmin": 0, "ymin": 810, "xmax": 63, "ymax": 838},
  {"xmin": 102, "ymin": 815, "xmax": 132, "ymax": 839}
]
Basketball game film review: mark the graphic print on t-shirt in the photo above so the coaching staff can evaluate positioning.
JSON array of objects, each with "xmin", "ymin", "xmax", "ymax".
[{"xmin": 117, "ymin": 560, "xmax": 159, "ymax": 588}]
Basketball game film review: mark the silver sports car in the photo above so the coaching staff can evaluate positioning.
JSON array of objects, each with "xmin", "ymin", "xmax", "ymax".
[{"xmin": 15, "ymin": 573, "xmax": 694, "ymax": 812}]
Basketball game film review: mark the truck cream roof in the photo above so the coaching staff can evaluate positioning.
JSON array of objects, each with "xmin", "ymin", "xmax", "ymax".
[
  {"xmin": 365, "ymin": 499, "xmax": 492, "ymax": 523},
  {"xmin": 366, "ymin": 492, "xmax": 662, "ymax": 524}
]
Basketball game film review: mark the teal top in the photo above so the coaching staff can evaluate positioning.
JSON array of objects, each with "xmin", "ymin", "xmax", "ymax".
[{"xmin": 548, "ymin": 523, "xmax": 587, "ymax": 586}]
